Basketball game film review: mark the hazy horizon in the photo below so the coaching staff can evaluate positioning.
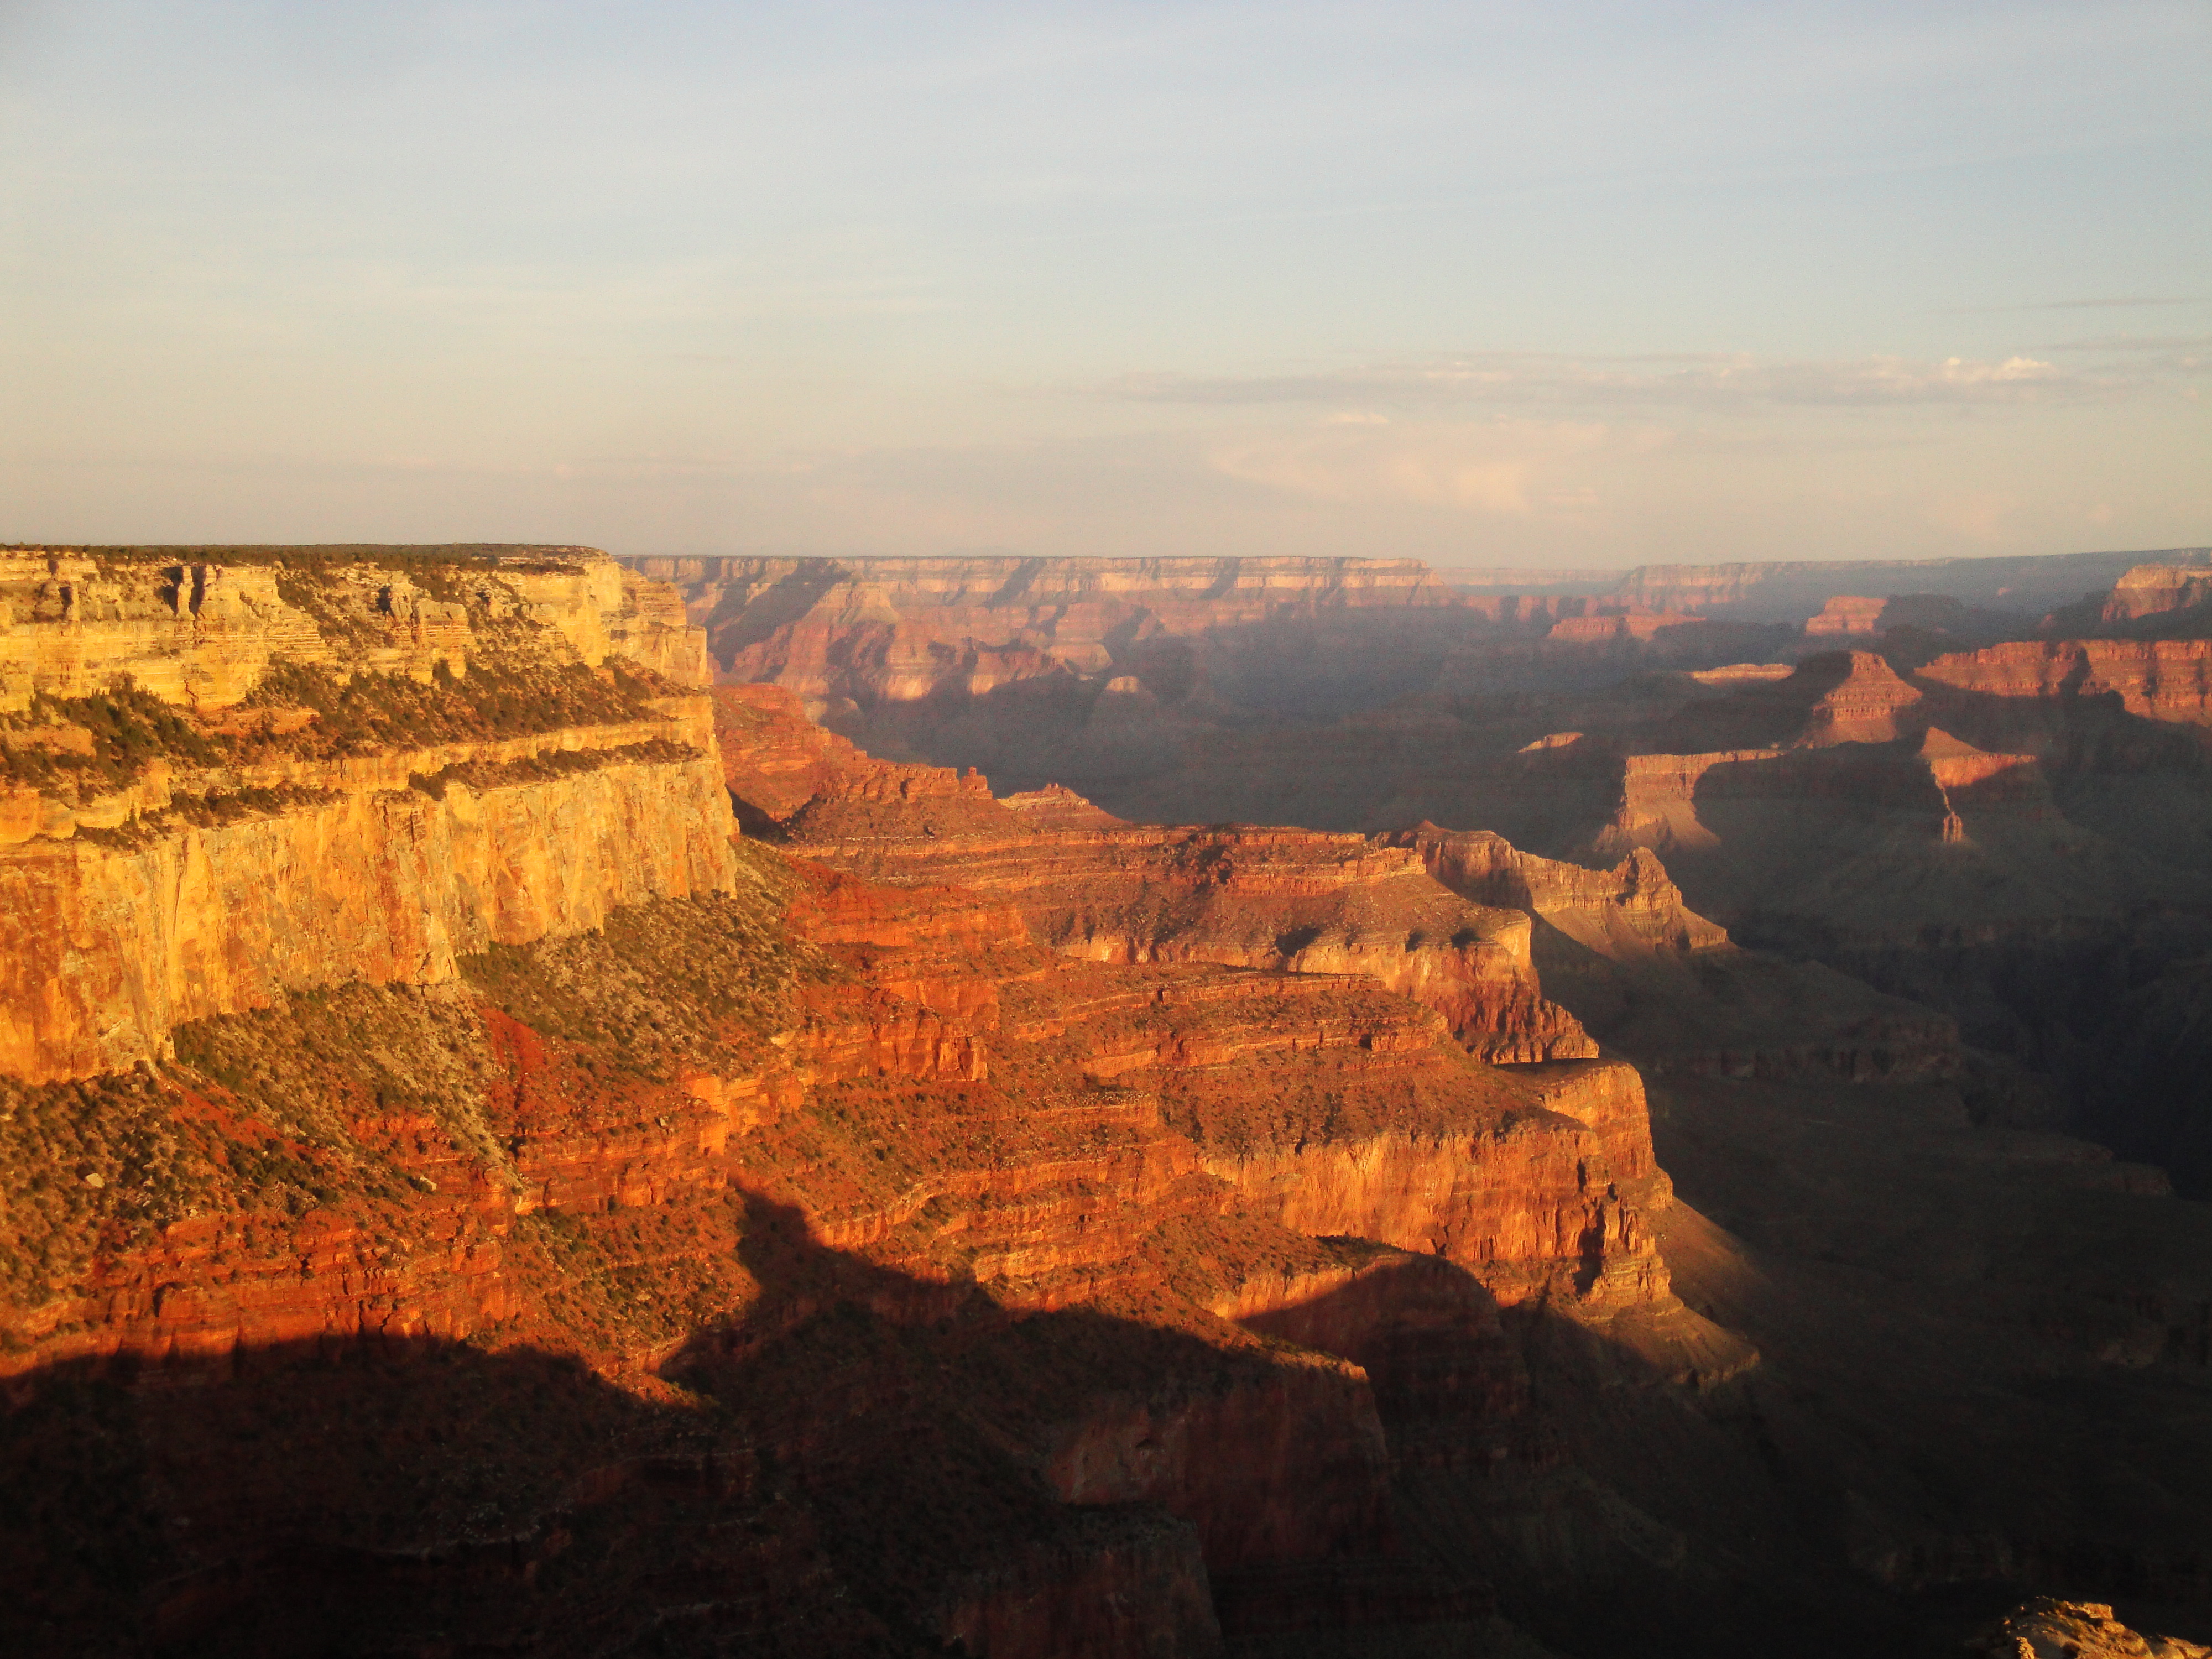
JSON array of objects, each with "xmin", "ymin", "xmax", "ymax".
[{"xmin": 3, "ymin": 2, "xmax": 2206, "ymax": 568}]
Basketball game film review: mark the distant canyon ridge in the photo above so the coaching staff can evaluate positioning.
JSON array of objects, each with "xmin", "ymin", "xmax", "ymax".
[
  {"xmin": 636, "ymin": 544, "xmax": 2212, "ymax": 1204},
  {"xmin": 623, "ymin": 545, "xmax": 2210, "ymax": 807}
]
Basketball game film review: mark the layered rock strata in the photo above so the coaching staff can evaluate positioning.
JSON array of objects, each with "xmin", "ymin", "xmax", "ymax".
[
  {"xmin": 723, "ymin": 684, "xmax": 1597, "ymax": 1065},
  {"xmin": 2, "ymin": 544, "xmax": 704, "ymax": 713},
  {"xmin": 1, "ymin": 550, "xmax": 734, "ymax": 1084},
  {"xmin": 1919, "ymin": 638, "xmax": 2212, "ymax": 725}
]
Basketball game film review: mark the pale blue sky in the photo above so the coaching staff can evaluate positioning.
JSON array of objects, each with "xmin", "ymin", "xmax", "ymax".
[{"xmin": 2, "ymin": 1, "xmax": 2206, "ymax": 566}]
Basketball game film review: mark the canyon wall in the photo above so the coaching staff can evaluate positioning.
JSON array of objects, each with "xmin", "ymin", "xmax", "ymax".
[
  {"xmin": 1918, "ymin": 637, "xmax": 2212, "ymax": 724},
  {"xmin": 2100, "ymin": 561, "xmax": 2212, "ymax": 624},
  {"xmin": 729, "ymin": 682, "xmax": 1598, "ymax": 1065},
  {"xmin": 1, "ymin": 724, "xmax": 737, "ymax": 1083},
  {"xmin": 622, "ymin": 549, "xmax": 2205, "ymax": 813},
  {"xmin": 2, "ymin": 544, "xmax": 705, "ymax": 712},
  {"xmin": 0, "ymin": 547, "xmax": 734, "ymax": 1084},
  {"xmin": 1602, "ymin": 548, "xmax": 2198, "ymax": 623}
]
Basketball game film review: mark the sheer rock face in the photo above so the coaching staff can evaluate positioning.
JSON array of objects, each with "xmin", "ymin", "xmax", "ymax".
[
  {"xmin": 0, "ymin": 549, "xmax": 735, "ymax": 1086},
  {"xmin": 2, "ymin": 724, "xmax": 737, "ymax": 1084},
  {"xmin": 0, "ymin": 846, "xmax": 1631, "ymax": 1652},
  {"xmin": 0, "ymin": 544, "xmax": 705, "ymax": 714},
  {"xmin": 1394, "ymin": 825, "xmax": 1728, "ymax": 958},
  {"xmin": 1919, "ymin": 638, "xmax": 2212, "ymax": 724},
  {"xmin": 1186, "ymin": 1062, "xmax": 1671, "ymax": 1312},
  {"xmin": 990, "ymin": 958, "xmax": 1664, "ymax": 1312}
]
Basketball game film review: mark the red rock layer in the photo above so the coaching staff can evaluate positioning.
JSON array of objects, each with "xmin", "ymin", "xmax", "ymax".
[
  {"xmin": 776, "ymin": 752, "xmax": 1598, "ymax": 1067},
  {"xmin": 0, "ymin": 565, "xmax": 1739, "ymax": 1652},
  {"xmin": 1919, "ymin": 637, "xmax": 2212, "ymax": 724}
]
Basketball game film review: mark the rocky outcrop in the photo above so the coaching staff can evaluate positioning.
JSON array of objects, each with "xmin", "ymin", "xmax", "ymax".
[
  {"xmin": 708, "ymin": 680, "xmax": 1003, "ymax": 837},
  {"xmin": 2101, "ymin": 562, "xmax": 2212, "ymax": 625},
  {"xmin": 793, "ymin": 791, "xmax": 1597, "ymax": 1065},
  {"xmin": 1, "ymin": 544, "xmax": 705, "ymax": 713},
  {"xmin": 1395, "ymin": 825, "xmax": 1728, "ymax": 958},
  {"xmin": 1805, "ymin": 594, "xmax": 1886, "ymax": 635},
  {"xmin": 1790, "ymin": 649, "xmax": 1926, "ymax": 743},
  {"xmin": 1919, "ymin": 638, "xmax": 2212, "ymax": 724},
  {"xmin": 1968, "ymin": 1599, "xmax": 2212, "ymax": 1658}
]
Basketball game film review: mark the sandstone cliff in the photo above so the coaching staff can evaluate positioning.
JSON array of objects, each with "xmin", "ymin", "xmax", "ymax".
[
  {"xmin": 2, "ymin": 543, "xmax": 705, "ymax": 713},
  {"xmin": 1919, "ymin": 637, "xmax": 2212, "ymax": 725},
  {"xmin": 0, "ymin": 547, "xmax": 733, "ymax": 1084},
  {"xmin": 20, "ymin": 547, "xmax": 2212, "ymax": 1657}
]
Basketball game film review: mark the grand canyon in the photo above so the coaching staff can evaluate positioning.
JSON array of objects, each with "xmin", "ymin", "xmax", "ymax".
[{"xmin": 4, "ymin": 541, "xmax": 2211, "ymax": 1656}]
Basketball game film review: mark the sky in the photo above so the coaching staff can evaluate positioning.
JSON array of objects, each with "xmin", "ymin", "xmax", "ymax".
[{"xmin": 1, "ymin": 1, "xmax": 2207, "ymax": 570}]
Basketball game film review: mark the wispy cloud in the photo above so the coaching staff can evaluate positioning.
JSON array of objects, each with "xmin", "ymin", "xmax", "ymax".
[{"xmin": 1103, "ymin": 350, "xmax": 2125, "ymax": 413}]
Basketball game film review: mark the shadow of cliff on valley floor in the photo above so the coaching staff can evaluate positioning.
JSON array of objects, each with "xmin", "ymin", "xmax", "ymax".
[{"xmin": 1, "ymin": 1190, "xmax": 1417, "ymax": 1659}]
